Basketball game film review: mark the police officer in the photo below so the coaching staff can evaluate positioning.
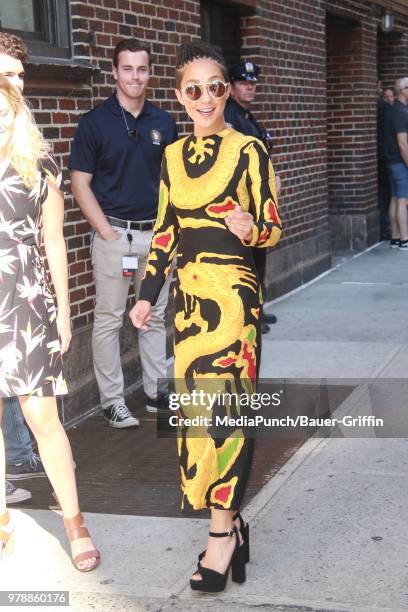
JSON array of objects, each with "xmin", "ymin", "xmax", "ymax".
[
  {"xmin": 225, "ymin": 61, "xmax": 280, "ymax": 334},
  {"xmin": 69, "ymin": 38, "xmax": 177, "ymax": 428}
]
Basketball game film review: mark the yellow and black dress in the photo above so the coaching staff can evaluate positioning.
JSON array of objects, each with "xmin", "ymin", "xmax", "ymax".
[{"xmin": 139, "ymin": 127, "xmax": 282, "ymax": 511}]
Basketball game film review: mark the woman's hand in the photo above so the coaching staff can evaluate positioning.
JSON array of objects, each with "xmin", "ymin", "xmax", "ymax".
[
  {"xmin": 129, "ymin": 300, "xmax": 152, "ymax": 330},
  {"xmin": 57, "ymin": 309, "xmax": 72, "ymax": 354},
  {"xmin": 225, "ymin": 205, "xmax": 254, "ymax": 242}
]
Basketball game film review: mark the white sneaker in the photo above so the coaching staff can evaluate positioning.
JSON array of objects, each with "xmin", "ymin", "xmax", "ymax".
[
  {"xmin": 103, "ymin": 404, "xmax": 140, "ymax": 428},
  {"xmin": 6, "ymin": 480, "xmax": 32, "ymax": 504}
]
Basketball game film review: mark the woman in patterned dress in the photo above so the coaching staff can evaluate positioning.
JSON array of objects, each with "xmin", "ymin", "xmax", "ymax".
[
  {"xmin": 130, "ymin": 42, "xmax": 281, "ymax": 592},
  {"xmin": 0, "ymin": 78, "xmax": 99, "ymax": 571}
]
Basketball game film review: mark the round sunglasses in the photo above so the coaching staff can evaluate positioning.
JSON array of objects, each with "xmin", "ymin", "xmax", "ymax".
[{"xmin": 183, "ymin": 80, "xmax": 229, "ymax": 102}]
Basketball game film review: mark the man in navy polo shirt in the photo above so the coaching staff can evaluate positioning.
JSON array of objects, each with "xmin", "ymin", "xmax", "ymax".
[{"xmin": 69, "ymin": 38, "xmax": 177, "ymax": 428}]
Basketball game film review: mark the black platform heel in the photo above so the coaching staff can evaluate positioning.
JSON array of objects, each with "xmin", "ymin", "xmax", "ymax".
[
  {"xmin": 197, "ymin": 511, "xmax": 250, "ymax": 566},
  {"xmin": 233, "ymin": 511, "xmax": 250, "ymax": 563},
  {"xmin": 190, "ymin": 526, "xmax": 246, "ymax": 593}
]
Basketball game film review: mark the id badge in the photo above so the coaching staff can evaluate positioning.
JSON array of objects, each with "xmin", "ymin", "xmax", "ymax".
[{"xmin": 122, "ymin": 254, "xmax": 138, "ymax": 277}]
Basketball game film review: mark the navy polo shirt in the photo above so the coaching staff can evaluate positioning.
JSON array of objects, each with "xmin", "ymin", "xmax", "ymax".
[{"xmin": 69, "ymin": 93, "xmax": 178, "ymax": 221}]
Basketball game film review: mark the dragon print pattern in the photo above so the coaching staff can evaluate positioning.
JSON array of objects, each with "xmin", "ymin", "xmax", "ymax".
[
  {"xmin": 140, "ymin": 128, "xmax": 282, "ymax": 511},
  {"xmin": 0, "ymin": 154, "xmax": 67, "ymax": 398}
]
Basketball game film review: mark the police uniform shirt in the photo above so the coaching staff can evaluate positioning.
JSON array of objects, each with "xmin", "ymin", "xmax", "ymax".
[
  {"xmin": 69, "ymin": 93, "xmax": 178, "ymax": 221},
  {"xmin": 224, "ymin": 97, "xmax": 263, "ymax": 140}
]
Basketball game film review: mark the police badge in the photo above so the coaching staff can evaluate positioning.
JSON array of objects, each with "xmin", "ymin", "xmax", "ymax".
[{"xmin": 150, "ymin": 129, "xmax": 162, "ymax": 145}]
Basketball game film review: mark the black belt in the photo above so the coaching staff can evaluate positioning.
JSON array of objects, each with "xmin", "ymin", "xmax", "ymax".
[{"xmin": 106, "ymin": 215, "xmax": 155, "ymax": 231}]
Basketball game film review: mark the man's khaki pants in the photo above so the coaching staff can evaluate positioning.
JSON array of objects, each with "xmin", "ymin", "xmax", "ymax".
[{"xmin": 91, "ymin": 226, "xmax": 171, "ymax": 409}]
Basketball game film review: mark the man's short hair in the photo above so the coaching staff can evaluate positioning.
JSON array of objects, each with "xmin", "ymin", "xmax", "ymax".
[
  {"xmin": 112, "ymin": 38, "xmax": 151, "ymax": 67},
  {"xmin": 0, "ymin": 32, "xmax": 29, "ymax": 61}
]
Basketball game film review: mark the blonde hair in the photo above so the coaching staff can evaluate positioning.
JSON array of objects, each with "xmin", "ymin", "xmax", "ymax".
[{"xmin": 0, "ymin": 76, "xmax": 49, "ymax": 189}]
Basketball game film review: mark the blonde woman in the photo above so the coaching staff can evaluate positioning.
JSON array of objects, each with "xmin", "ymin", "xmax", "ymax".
[{"xmin": 0, "ymin": 78, "xmax": 99, "ymax": 571}]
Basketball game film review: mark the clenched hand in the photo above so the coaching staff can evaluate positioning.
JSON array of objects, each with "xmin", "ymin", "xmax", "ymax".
[
  {"xmin": 129, "ymin": 300, "xmax": 152, "ymax": 330},
  {"xmin": 225, "ymin": 205, "xmax": 254, "ymax": 242}
]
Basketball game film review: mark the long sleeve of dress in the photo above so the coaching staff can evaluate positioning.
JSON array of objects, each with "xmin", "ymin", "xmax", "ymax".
[
  {"xmin": 243, "ymin": 139, "xmax": 282, "ymax": 248},
  {"xmin": 139, "ymin": 152, "xmax": 179, "ymax": 305}
]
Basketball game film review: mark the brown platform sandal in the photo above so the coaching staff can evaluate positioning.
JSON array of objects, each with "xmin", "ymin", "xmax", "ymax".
[
  {"xmin": 63, "ymin": 512, "xmax": 100, "ymax": 572},
  {"xmin": 0, "ymin": 510, "xmax": 14, "ymax": 558}
]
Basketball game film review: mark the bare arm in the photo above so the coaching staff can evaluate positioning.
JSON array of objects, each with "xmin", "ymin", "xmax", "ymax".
[
  {"xmin": 70, "ymin": 170, "xmax": 118, "ymax": 240},
  {"xmin": 397, "ymin": 132, "xmax": 408, "ymax": 167},
  {"xmin": 42, "ymin": 181, "xmax": 71, "ymax": 353}
]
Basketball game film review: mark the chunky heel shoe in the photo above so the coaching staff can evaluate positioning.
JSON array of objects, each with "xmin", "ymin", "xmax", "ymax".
[
  {"xmin": 64, "ymin": 512, "xmax": 100, "ymax": 572},
  {"xmin": 231, "ymin": 538, "xmax": 247, "ymax": 583},
  {"xmin": 197, "ymin": 511, "xmax": 250, "ymax": 566},
  {"xmin": 233, "ymin": 511, "xmax": 250, "ymax": 563},
  {"xmin": 190, "ymin": 526, "xmax": 246, "ymax": 593},
  {"xmin": 0, "ymin": 510, "xmax": 14, "ymax": 558}
]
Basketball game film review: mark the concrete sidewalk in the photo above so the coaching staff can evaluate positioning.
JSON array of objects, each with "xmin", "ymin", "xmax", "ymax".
[{"xmin": 2, "ymin": 242, "xmax": 408, "ymax": 612}]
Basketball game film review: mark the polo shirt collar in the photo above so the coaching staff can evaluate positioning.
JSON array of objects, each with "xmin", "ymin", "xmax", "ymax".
[{"xmin": 108, "ymin": 92, "xmax": 153, "ymax": 116}]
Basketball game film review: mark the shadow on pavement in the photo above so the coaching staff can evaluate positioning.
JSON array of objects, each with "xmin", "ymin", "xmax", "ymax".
[{"xmin": 14, "ymin": 385, "xmax": 353, "ymax": 517}]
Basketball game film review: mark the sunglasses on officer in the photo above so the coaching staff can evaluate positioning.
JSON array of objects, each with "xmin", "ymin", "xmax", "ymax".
[{"xmin": 182, "ymin": 79, "xmax": 229, "ymax": 102}]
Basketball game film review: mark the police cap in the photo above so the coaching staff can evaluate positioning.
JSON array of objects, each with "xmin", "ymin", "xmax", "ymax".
[{"xmin": 229, "ymin": 61, "xmax": 260, "ymax": 82}]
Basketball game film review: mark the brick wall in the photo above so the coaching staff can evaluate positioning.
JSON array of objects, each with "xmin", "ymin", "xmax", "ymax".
[
  {"xmin": 325, "ymin": 1, "xmax": 408, "ymax": 249},
  {"xmin": 240, "ymin": 0, "xmax": 330, "ymax": 295},
  {"xmin": 71, "ymin": 0, "xmax": 199, "ymax": 122},
  {"xmin": 326, "ymin": 14, "xmax": 379, "ymax": 249},
  {"xmin": 378, "ymin": 31, "xmax": 408, "ymax": 88}
]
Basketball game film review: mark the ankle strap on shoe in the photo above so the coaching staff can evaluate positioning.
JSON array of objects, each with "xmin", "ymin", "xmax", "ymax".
[
  {"xmin": 63, "ymin": 512, "xmax": 84, "ymax": 530},
  {"xmin": 209, "ymin": 526, "xmax": 236, "ymax": 538}
]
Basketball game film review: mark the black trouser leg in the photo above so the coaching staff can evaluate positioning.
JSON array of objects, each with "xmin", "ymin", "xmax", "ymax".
[
  {"xmin": 252, "ymin": 248, "xmax": 266, "ymax": 294},
  {"xmin": 378, "ymin": 163, "xmax": 391, "ymax": 239},
  {"xmin": 252, "ymin": 249, "xmax": 276, "ymax": 329}
]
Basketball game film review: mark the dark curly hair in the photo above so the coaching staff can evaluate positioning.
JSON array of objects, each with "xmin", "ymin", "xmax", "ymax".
[
  {"xmin": 0, "ymin": 32, "xmax": 29, "ymax": 61},
  {"xmin": 175, "ymin": 40, "xmax": 228, "ymax": 88}
]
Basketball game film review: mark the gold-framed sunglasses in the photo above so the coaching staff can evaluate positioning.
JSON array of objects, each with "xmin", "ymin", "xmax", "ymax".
[{"xmin": 182, "ymin": 80, "xmax": 229, "ymax": 102}]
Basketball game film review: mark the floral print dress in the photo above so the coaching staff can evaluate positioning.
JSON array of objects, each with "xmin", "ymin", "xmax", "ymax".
[{"xmin": 0, "ymin": 154, "xmax": 67, "ymax": 397}]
